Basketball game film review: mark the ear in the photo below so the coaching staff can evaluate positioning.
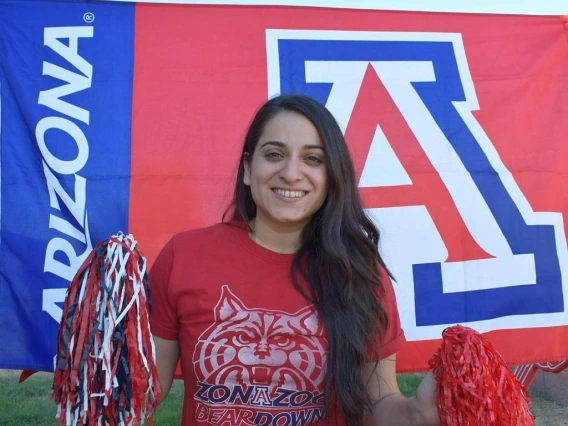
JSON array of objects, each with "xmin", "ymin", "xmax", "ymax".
[
  {"xmin": 243, "ymin": 156, "xmax": 251, "ymax": 187},
  {"xmin": 216, "ymin": 285, "xmax": 247, "ymax": 321}
]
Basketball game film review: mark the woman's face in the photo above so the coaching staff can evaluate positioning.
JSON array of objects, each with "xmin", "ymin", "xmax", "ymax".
[{"xmin": 244, "ymin": 111, "xmax": 328, "ymax": 233}]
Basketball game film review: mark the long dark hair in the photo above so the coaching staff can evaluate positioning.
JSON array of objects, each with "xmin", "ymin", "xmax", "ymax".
[{"xmin": 224, "ymin": 94, "xmax": 391, "ymax": 425}]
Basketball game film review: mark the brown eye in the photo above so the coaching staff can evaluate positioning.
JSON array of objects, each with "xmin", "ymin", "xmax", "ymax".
[
  {"xmin": 305, "ymin": 155, "xmax": 323, "ymax": 164},
  {"xmin": 264, "ymin": 152, "xmax": 284, "ymax": 160}
]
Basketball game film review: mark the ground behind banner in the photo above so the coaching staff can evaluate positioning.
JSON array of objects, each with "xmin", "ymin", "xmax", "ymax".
[{"xmin": 0, "ymin": 370, "xmax": 565, "ymax": 425}]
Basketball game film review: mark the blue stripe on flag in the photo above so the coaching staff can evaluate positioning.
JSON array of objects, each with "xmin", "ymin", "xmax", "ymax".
[{"xmin": 0, "ymin": 0, "xmax": 134, "ymax": 371}]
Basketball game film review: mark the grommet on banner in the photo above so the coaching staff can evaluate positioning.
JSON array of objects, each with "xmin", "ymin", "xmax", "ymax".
[
  {"xmin": 52, "ymin": 232, "xmax": 161, "ymax": 426},
  {"xmin": 429, "ymin": 325, "xmax": 534, "ymax": 426}
]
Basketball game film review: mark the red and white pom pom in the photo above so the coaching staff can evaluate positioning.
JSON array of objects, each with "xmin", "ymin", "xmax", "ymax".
[
  {"xmin": 429, "ymin": 325, "xmax": 534, "ymax": 426},
  {"xmin": 52, "ymin": 233, "xmax": 161, "ymax": 426}
]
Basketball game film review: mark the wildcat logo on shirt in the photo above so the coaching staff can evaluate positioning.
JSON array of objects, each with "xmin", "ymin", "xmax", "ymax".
[{"xmin": 193, "ymin": 285, "xmax": 327, "ymax": 425}]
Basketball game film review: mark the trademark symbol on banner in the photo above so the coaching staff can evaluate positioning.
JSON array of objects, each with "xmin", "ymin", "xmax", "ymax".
[{"xmin": 83, "ymin": 12, "xmax": 95, "ymax": 23}]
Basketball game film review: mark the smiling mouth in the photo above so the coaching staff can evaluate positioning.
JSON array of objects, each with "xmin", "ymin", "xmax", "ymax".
[{"xmin": 272, "ymin": 189, "xmax": 307, "ymax": 198}]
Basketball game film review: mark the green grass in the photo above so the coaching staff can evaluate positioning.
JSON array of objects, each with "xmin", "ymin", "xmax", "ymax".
[
  {"xmin": 0, "ymin": 370, "xmax": 565, "ymax": 425},
  {"xmin": 0, "ymin": 370, "xmax": 420, "ymax": 426}
]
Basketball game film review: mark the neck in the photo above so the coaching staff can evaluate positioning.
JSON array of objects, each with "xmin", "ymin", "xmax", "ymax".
[{"xmin": 248, "ymin": 218, "xmax": 304, "ymax": 254}]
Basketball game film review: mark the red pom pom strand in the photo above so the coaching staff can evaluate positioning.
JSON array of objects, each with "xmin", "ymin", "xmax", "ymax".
[{"xmin": 429, "ymin": 325, "xmax": 535, "ymax": 426}]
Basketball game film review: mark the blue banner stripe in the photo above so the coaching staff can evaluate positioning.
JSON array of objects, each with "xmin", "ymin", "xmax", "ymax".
[{"xmin": 0, "ymin": 0, "xmax": 134, "ymax": 371}]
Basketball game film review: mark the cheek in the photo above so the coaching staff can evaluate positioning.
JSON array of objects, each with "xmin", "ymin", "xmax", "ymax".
[
  {"xmin": 250, "ymin": 164, "xmax": 276, "ymax": 191},
  {"xmin": 315, "ymin": 176, "xmax": 329, "ymax": 208},
  {"xmin": 247, "ymin": 171, "xmax": 268, "ymax": 206},
  {"xmin": 248, "ymin": 170, "xmax": 263, "ymax": 193},
  {"xmin": 316, "ymin": 171, "xmax": 328, "ymax": 195}
]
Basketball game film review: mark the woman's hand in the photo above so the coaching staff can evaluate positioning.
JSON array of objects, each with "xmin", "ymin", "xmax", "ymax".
[
  {"xmin": 363, "ymin": 357, "xmax": 441, "ymax": 426},
  {"xmin": 414, "ymin": 371, "xmax": 440, "ymax": 426}
]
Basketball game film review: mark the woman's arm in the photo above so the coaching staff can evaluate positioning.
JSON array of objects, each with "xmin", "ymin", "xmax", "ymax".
[
  {"xmin": 153, "ymin": 334, "xmax": 180, "ymax": 403},
  {"xmin": 363, "ymin": 355, "xmax": 439, "ymax": 426}
]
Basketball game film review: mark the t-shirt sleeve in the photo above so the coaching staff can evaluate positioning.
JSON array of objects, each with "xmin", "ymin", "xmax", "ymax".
[
  {"xmin": 367, "ymin": 272, "xmax": 406, "ymax": 361},
  {"xmin": 148, "ymin": 237, "xmax": 179, "ymax": 340},
  {"xmin": 379, "ymin": 275, "xmax": 406, "ymax": 359}
]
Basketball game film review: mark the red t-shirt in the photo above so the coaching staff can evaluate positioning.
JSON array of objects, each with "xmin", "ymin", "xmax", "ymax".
[{"xmin": 149, "ymin": 222, "xmax": 406, "ymax": 426}]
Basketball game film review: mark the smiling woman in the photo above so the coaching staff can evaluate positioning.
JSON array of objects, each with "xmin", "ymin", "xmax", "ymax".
[
  {"xmin": 243, "ymin": 110, "xmax": 328, "ymax": 253},
  {"xmin": 148, "ymin": 94, "xmax": 440, "ymax": 426}
]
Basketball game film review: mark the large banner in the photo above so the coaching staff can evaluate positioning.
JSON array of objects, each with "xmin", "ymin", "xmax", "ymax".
[{"xmin": 1, "ymin": 0, "xmax": 567, "ymax": 373}]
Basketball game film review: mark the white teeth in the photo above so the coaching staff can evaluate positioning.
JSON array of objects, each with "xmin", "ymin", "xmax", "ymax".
[{"xmin": 273, "ymin": 189, "xmax": 306, "ymax": 198}]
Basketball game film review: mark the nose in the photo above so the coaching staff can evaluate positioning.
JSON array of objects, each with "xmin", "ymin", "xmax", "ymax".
[{"xmin": 279, "ymin": 157, "xmax": 303, "ymax": 183}]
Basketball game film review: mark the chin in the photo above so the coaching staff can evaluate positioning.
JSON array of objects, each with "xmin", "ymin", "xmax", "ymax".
[{"xmin": 272, "ymin": 216, "xmax": 312, "ymax": 227}]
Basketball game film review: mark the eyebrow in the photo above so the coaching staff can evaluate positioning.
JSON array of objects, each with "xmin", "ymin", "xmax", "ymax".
[{"xmin": 259, "ymin": 141, "xmax": 325, "ymax": 151}]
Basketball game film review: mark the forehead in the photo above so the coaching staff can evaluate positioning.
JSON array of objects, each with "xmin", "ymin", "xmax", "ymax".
[{"xmin": 258, "ymin": 111, "xmax": 322, "ymax": 148}]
